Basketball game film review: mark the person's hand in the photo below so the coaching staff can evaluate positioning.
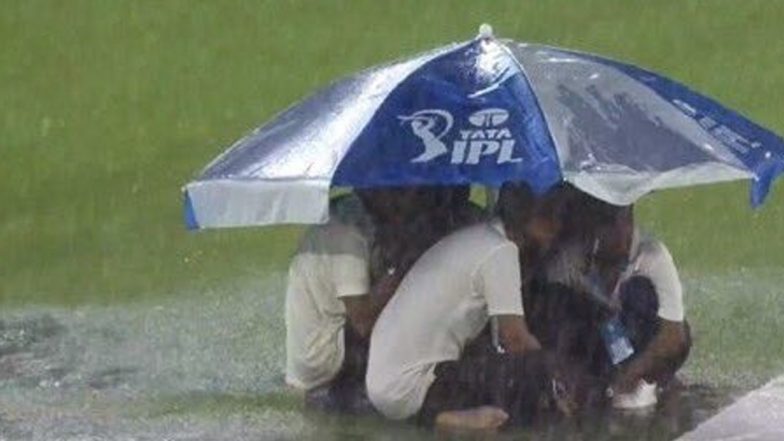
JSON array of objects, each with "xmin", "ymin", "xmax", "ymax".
[
  {"xmin": 372, "ymin": 269, "xmax": 404, "ymax": 303},
  {"xmin": 520, "ymin": 331, "xmax": 542, "ymax": 354},
  {"xmin": 497, "ymin": 315, "xmax": 542, "ymax": 355},
  {"xmin": 611, "ymin": 364, "xmax": 643, "ymax": 394}
]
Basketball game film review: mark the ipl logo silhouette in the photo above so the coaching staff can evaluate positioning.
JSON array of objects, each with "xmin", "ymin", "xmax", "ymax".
[
  {"xmin": 399, "ymin": 108, "xmax": 522, "ymax": 164},
  {"xmin": 397, "ymin": 109, "xmax": 454, "ymax": 163}
]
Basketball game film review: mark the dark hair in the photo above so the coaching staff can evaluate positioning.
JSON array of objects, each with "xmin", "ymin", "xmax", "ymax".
[
  {"xmin": 496, "ymin": 182, "xmax": 573, "ymax": 228},
  {"xmin": 561, "ymin": 186, "xmax": 633, "ymax": 243},
  {"xmin": 448, "ymin": 185, "xmax": 471, "ymax": 210},
  {"xmin": 496, "ymin": 182, "xmax": 536, "ymax": 226}
]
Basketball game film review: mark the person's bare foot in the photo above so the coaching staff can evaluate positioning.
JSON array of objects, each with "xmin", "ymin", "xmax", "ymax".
[{"xmin": 434, "ymin": 405, "xmax": 509, "ymax": 431}]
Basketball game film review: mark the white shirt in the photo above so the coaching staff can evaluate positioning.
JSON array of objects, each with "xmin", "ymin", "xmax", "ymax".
[
  {"xmin": 544, "ymin": 229, "xmax": 685, "ymax": 322},
  {"xmin": 284, "ymin": 196, "xmax": 371, "ymax": 390},
  {"xmin": 621, "ymin": 229, "xmax": 685, "ymax": 322},
  {"xmin": 366, "ymin": 219, "xmax": 524, "ymax": 420}
]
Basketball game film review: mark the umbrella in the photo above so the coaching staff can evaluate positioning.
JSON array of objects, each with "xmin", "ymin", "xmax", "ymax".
[{"xmin": 183, "ymin": 24, "xmax": 784, "ymax": 230}]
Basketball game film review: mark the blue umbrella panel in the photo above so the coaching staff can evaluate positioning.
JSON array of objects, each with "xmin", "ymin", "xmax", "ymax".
[{"xmin": 183, "ymin": 28, "xmax": 784, "ymax": 229}]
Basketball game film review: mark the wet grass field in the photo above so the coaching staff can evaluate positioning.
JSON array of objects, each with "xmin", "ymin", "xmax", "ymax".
[{"xmin": 2, "ymin": 1, "xmax": 784, "ymax": 439}]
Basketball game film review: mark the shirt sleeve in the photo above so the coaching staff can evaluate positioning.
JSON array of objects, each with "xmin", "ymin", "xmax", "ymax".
[
  {"xmin": 637, "ymin": 241, "xmax": 684, "ymax": 322},
  {"xmin": 327, "ymin": 226, "xmax": 371, "ymax": 298},
  {"xmin": 476, "ymin": 242, "xmax": 525, "ymax": 316}
]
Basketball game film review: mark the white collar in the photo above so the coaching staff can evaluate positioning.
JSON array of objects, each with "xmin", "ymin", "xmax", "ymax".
[
  {"xmin": 617, "ymin": 227, "xmax": 643, "ymax": 283},
  {"xmin": 489, "ymin": 217, "xmax": 507, "ymax": 238},
  {"xmin": 629, "ymin": 227, "xmax": 641, "ymax": 260}
]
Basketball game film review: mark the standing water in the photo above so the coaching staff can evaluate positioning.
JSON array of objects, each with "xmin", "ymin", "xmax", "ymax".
[{"xmin": 0, "ymin": 269, "xmax": 781, "ymax": 440}]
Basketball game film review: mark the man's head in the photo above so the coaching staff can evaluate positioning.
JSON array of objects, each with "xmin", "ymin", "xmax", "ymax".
[
  {"xmin": 563, "ymin": 188, "xmax": 634, "ymax": 249},
  {"xmin": 355, "ymin": 186, "xmax": 423, "ymax": 226},
  {"xmin": 356, "ymin": 185, "xmax": 473, "ymax": 274},
  {"xmin": 496, "ymin": 183, "xmax": 572, "ymax": 251},
  {"xmin": 355, "ymin": 185, "xmax": 472, "ymax": 225}
]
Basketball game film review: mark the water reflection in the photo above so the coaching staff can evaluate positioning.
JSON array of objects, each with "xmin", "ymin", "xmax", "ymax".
[{"xmin": 0, "ymin": 273, "xmax": 771, "ymax": 440}]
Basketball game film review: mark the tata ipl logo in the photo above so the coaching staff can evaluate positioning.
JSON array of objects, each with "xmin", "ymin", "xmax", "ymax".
[{"xmin": 399, "ymin": 108, "xmax": 522, "ymax": 164}]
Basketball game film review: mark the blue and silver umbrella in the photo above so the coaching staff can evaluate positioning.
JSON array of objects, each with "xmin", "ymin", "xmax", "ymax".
[{"xmin": 183, "ymin": 25, "xmax": 784, "ymax": 229}]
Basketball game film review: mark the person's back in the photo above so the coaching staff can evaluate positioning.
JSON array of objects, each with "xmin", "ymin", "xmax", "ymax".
[
  {"xmin": 285, "ymin": 195, "xmax": 372, "ymax": 390},
  {"xmin": 367, "ymin": 219, "xmax": 522, "ymax": 420}
]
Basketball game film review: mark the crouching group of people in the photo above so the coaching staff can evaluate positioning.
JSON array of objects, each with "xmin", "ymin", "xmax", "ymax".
[{"xmin": 284, "ymin": 183, "xmax": 691, "ymax": 431}]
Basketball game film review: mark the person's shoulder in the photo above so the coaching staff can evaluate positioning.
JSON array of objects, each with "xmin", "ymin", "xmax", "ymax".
[
  {"xmin": 431, "ymin": 219, "xmax": 494, "ymax": 249},
  {"xmin": 309, "ymin": 220, "xmax": 365, "ymax": 240},
  {"xmin": 456, "ymin": 201, "xmax": 488, "ymax": 225},
  {"xmin": 298, "ymin": 220, "xmax": 368, "ymax": 255},
  {"xmin": 453, "ymin": 218, "xmax": 514, "ymax": 252},
  {"xmin": 452, "ymin": 217, "xmax": 496, "ymax": 235},
  {"xmin": 635, "ymin": 231, "xmax": 675, "ymax": 263},
  {"xmin": 636, "ymin": 230, "xmax": 664, "ymax": 250}
]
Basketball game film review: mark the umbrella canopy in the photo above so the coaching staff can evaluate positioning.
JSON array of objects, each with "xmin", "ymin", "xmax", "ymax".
[{"xmin": 183, "ymin": 25, "xmax": 784, "ymax": 230}]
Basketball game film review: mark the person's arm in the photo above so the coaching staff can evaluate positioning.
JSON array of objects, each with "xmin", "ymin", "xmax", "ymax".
[
  {"xmin": 613, "ymin": 240, "xmax": 688, "ymax": 392},
  {"xmin": 342, "ymin": 270, "xmax": 404, "ymax": 339},
  {"xmin": 495, "ymin": 314, "xmax": 541, "ymax": 354},
  {"xmin": 342, "ymin": 296, "xmax": 373, "ymax": 339},
  {"xmin": 330, "ymin": 225, "xmax": 393, "ymax": 340},
  {"xmin": 481, "ymin": 242, "xmax": 541, "ymax": 354},
  {"xmin": 612, "ymin": 319, "xmax": 689, "ymax": 392}
]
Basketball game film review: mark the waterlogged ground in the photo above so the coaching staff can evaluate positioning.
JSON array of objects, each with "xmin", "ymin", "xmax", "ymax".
[
  {"xmin": 1, "ymin": 270, "xmax": 782, "ymax": 441},
  {"xmin": 3, "ymin": 2, "xmax": 784, "ymax": 439}
]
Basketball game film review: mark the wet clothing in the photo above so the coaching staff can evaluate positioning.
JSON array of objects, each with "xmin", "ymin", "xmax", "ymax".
[
  {"xmin": 620, "ymin": 229, "xmax": 684, "ymax": 322},
  {"xmin": 304, "ymin": 324, "xmax": 373, "ymax": 414},
  {"xmin": 527, "ymin": 253, "xmax": 691, "ymax": 410},
  {"xmin": 285, "ymin": 195, "xmax": 372, "ymax": 390},
  {"xmin": 526, "ymin": 276, "xmax": 691, "ymax": 387},
  {"xmin": 413, "ymin": 275, "xmax": 692, "ymax": 428},
  {"xmin": 417, "ymin": 348, "xmax": 551, "ymax": 427},
  {"xmin": 544, "ymin": 229, "xmax": 685, "ymax": 322},
  {"xmin": 366, "ymin": 218, "xmax": 524, "ymax": 420},
  {"xmin": 618, "ymin": 276, "xmax": 692, "ymax": 383}
]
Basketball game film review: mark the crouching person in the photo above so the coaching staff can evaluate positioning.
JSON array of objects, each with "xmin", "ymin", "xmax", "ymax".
[
  {"xmin": 555, "ymin": 195, "xmax": 691, "ymax": 408},
  {"xmin": 366, "ymin": 184, "xmax": 567, "ymax": 431},
  {"xmin": 608, "ymin": 213, "xmax": 692, "ymax": 407},
  {"xmin": 285, "ymin": 192, "xmax": 402, "ymax": 414}
]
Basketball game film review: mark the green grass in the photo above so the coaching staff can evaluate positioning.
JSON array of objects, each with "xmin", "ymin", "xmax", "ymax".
[
  {"xmin": 1, "ymin": 0, "xmax": 783, "ymax": 308},
  {"xmin": 146, "ymin": 391, "xmax": 303, "ymax": 417},
  {"xmin": 3, "ymin": 4, "xmax": 784, "ymax": 438}
]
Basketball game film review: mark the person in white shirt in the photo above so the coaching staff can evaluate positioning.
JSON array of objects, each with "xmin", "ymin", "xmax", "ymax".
[
  {"xmin": 285, "ymin": 194, "xmax": 379, "ymax": 409},
  {"xmin": 286, "ymin": 187, "xmax": 481, "ymax": 413},
  {"xmin": 539, "ymin": 192, "xmax": 691, "ymax": 409},
  {"xmin": 366, "ymin": 183, "xmax": 571, "ymax": 430},
  {"xmin": 607, "ymin": 220, "xmax": 691, "ymax": 406}
]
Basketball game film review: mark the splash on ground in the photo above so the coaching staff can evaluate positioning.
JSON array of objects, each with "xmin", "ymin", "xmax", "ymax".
[{"xmin": 0, "ymin": 270, "xmax": 781, "ymax": 441}]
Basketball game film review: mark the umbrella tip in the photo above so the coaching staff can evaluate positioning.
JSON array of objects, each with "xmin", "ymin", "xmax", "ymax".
[{"xmin": 477, "ymin": 23, "xmax": 494, "ymax": 39}]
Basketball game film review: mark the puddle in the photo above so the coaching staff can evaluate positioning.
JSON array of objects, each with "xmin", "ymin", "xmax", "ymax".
[{"xmin": 0, "ymin": 270, "xmax": 780, "ymax": 440}]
